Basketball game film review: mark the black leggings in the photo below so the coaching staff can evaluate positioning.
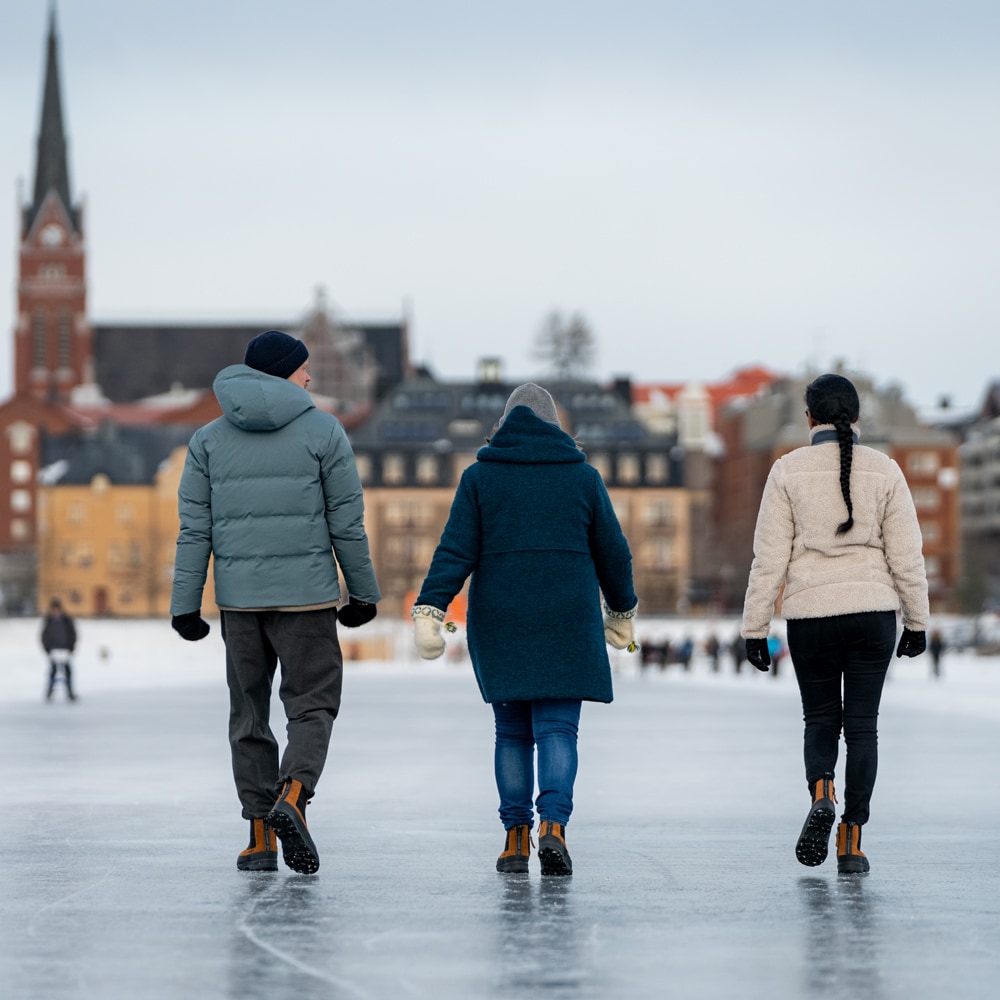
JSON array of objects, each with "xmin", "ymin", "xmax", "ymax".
[{"xmin": 786, "ymin": 611, "xmax": 897, "ymax": 825}]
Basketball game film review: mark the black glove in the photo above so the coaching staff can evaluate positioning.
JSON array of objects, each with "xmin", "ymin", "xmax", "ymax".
[
  {"xmin": 896, "ymin": 628, "xmax": 926, "ymax": 658},
  {"xmin": 745, "ymin": 638, "xmax": 771, "ymax": 671},
  {"xmin": 171, "ymin": 611, "xmax": 210, "ymax": 641},
  {"xmin": 337, "ymin": 598, "xmax": 377, "ymax": 628}
]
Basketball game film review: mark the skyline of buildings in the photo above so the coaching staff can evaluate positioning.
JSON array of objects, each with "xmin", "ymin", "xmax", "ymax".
[{"xmin": 3, "ymin": 8, "xmax": 996, "ymax": 623}]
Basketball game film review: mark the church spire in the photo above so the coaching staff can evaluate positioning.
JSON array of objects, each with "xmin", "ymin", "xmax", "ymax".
[{"xmin": 26, "ymin": 3, "xmax": 75, "ymax": 235}]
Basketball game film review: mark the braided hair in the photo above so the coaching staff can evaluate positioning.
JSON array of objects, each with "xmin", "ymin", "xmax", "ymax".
[{"xmin": 804, "ymin": 374, "xmax": 861, "ymax": 535}]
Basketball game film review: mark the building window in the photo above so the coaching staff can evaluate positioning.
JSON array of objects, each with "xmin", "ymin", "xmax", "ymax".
[
  {"xmin": 57, "ymin": 309, "xmax": 72, "ymax": 368},
  {"xmin": 33, "ymin": 310, "xmax": 47, "ymax": 368},
  {"xmin": 921, "ymin": 521, "xmax": 940, "ymax": 543},
  {"xmin": 908, "ymin": 452, "xmax": 940, "ymax": 476},
  {"xmin": 646, "ymin": 453, "xmax": 669, "ymax": 484},
  {"xmin": 11, "ymin": 460, "xmax": 32, "ymax": 483},
  {"xmin": 911, "ymin": 487, "xmax": 939, "ymax": 511},
  {"xmin": 10, "ymin": 489, "xmax": 31, "ymax": 513},
  {"xmin": 355, "ymin": 453, "xmax": 372, "ymax": 484},
  {"xmin": 618, "ymin": 453, "xmax": 641, "ymax": 485},
  {"xmin": 60, "ymin": 544, "xmax": 73, "ymax": 567},
  {"xmin": 416, "ymin": 454, "xmax": 439, "ymax": 485},
  {"xmin": 383, "ymin": 453, "xmax": 406, "ymax": 485},
  {"xmin": 385, "ymin": 535, "xmax": 432, "ymax": 564},
  {"xmin": 924, "ymin": 555, "xmax": 940, "ymax": 579},
  {"xmin": 116, "ymin": 503, "xmax": 135, "ymax": 525},
  {"xmin": 8, "ymin": 422, "xmax": 35, "ymax": 454},
  {"xmin": 449, "ymin": 419, "xmax": 483, "ymax": 439},
  {"xmin": 78, "ymin": 544, "xmax": 93, "ymax": 568},
  {"xmin": 385, "ymin": 500, "xmax": 430, "ymax": 528},
  {"xmin": 10, "ymin": 519, "xmax": 30, "ymax": 541},
  {"xmin": 68, "ymin": 503, "xmax": 85, "ymax": 525},
  {"xmin": 643, "ymin": 499, "xmax": 675, "ymax": 526},
  {"xmin": 639, "ymin": 537, "xmax": 674, "ymax": 569}
]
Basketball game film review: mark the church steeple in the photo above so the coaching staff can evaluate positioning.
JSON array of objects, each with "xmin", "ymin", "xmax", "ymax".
[
  {"xmin": 15, "ymin": 1, "xmax": 90, "ymax": 403},
  {"xmin": 25, "ymin": 3, "xmax": 76, "ymax": 235}
]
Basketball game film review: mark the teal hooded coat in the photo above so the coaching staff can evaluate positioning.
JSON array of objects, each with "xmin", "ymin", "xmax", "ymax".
[
  {"xmin": 415, "ymin": 406, "xmax": 636, "ymax": 703},
  {"xmin": 171, "ymin": 365, "xmax": 380, "ymax": 614}
]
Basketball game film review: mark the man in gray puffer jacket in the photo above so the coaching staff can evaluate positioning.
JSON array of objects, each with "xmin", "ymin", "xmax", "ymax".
[{"xmin": 170, "ymin": 330, "xmax": 380, "ymax": 874}]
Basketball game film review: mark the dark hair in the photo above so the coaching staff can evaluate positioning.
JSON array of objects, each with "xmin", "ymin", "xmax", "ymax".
[{"xmin": 804, "ymin": 374, "xmax": 860, "ymax": 535}]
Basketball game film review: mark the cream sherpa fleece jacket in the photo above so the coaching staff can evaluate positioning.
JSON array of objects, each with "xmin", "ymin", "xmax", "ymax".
[{"xmin": 742, "ymin": 425, "xmax": 929, "ymax": 638}]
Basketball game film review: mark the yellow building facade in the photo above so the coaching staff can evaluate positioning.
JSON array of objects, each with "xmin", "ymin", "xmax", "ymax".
[{"xmin": 36, "ymin": 446, "xmax": 217, "ymax": 618}]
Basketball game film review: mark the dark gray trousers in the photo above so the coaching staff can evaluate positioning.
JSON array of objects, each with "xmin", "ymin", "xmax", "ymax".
[{"xmin": 221, "ymin": 609, "xmax": 343, "ymax": 819}]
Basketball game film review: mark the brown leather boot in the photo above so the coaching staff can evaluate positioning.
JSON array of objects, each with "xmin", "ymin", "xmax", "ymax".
[
  {"xmin": 496, "ymin": 825, "xmax": 533, "ymax": 873},
  {"xmin": 836, "ymin": 820, "xmax": 870, "ymax": 874},
  {"xmin": 538, "ymin": 820, "xmax": 573, "ymax": 876},
  {"xmin": 796, "ymin": 773, "xmax": 837, "ymax": 866},
  {"xmin": 267, "ymin": 779, "xmax": 320, "ymax": 874},
  {"xmin": 237, "ymin": 817, "xmax": 278, "ymax": 872}
]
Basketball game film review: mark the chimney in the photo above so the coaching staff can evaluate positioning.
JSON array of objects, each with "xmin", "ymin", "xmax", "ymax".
[{"xmin": 477, "ymin": 357, "xmax": 503, "ymax": 384}]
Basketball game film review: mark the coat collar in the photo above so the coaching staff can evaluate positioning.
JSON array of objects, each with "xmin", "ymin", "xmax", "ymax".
[{"xmin": 810, "ymin": 423, "xmax": 860, "ymax": 445}]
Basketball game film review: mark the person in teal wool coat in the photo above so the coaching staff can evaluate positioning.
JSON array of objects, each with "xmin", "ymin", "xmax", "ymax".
[{"xmin": 412, "ymin": 383, "xmax": 638, "ymax": 876}]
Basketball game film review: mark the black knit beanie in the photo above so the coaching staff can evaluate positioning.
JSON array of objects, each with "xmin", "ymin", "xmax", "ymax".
[{"xmin": 244, "ymin": 330, "xmax": 309, "ymax": 379}]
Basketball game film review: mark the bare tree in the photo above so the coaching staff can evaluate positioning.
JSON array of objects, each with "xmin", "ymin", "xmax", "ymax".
[{"xmin": 534, "ymin": 310, "xmax": 596, "ymax": 379}]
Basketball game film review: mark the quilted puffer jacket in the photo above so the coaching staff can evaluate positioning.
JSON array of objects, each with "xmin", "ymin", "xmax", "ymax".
[{"xmin": 171, "ymin": 365, "xmax": 379, "ymax": 613}]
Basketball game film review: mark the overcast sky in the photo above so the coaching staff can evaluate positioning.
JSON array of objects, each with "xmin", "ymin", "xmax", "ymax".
[{"xmin": 2, "ymin": 1, "xmax": 998, "ymax": 412}]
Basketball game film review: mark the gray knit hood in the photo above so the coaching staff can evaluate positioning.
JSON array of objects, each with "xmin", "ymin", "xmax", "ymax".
[{"xmin": 500, "ymin": 383, "xmax": 561, "ymax": 427}]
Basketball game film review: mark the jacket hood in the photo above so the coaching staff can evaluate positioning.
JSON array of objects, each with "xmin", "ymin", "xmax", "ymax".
[
  {"xmin": 213, "ymin": 364, "xmax": 315, "ymax": 432},
  {"xmin": 477, "ymin": 405, "xmax": 585, "ymax": 465}
]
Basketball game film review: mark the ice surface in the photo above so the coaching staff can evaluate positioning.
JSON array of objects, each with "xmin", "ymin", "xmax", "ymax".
[{"xmin": 2, "ymin": 616, "xmax": 999, "ymax": 999}]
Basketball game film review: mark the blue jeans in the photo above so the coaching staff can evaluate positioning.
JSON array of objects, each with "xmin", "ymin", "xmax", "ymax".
[
  {"xmin": 786, "ymin": 611, "xmax": 897, "ymax": 825},
  {"xmin": 492, "ymin": 699, "xmax": 582, "ymax": 829}
]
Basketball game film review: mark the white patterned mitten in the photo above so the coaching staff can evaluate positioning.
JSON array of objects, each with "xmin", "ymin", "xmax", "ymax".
[
  {"xmin": 603, "ymin": 602, "xmax": 637, "ymax": 650},
  {"xmin": 411, "ymin": 604, "xmax": 446, "ymax": 659}
]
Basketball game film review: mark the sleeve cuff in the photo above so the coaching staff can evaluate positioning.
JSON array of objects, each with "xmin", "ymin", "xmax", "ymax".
[
  {"xmin": 411, "ymin": 604, "xmax": 446, "ymax": 622},
  {"xmin": 603, "ymin": 600, "xmax": 637, "ymax": 620}
]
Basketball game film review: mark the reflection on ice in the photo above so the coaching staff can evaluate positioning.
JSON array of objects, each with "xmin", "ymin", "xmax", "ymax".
[
  {"xmin": 493, "ymin": 875, "xmax": 584, "ymax": 996},
  {"xmin": 797, "ymin": 876, "xmax": 884, "ymax": 1000}
]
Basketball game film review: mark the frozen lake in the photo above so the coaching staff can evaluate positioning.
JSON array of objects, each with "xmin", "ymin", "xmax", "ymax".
[{"xmin": 2, "ymin": 616, "xmax": 998, "ymax": 998}]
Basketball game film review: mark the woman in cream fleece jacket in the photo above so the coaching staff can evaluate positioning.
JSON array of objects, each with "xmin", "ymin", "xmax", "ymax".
[{"xmin": 742, "ymin": 374, "xmax": 928, "ymax": 875}]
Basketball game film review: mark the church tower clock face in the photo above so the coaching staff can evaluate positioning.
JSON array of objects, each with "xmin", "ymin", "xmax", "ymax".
[{"xmin": 40, "ymin": 223, "xmax": 65, "ymax": 246}]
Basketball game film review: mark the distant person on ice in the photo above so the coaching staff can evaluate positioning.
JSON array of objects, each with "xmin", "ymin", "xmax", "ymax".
[
  {"xmin": 41, "ymin": 598, "xmax": 77, "ymax": 702},
  {"xmin": 170, "ymin": 330, "xmax": 380, "ymax": 875},
  {"xmin": 742, "ymin": 374, "xmax": 928, "ymax": 875},
  {"xmin": 411, "ymin": 383, "xmax": 637, "ymax": 876}
]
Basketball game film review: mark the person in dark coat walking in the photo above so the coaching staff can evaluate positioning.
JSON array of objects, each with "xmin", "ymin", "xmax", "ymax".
[
  {"xmin": 411, "ymin": 384, "xmax": 637, "ymax": 876},
  {"xmin": 41, "ymin": 598, "xmax": 77, "ymax": 702}
]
